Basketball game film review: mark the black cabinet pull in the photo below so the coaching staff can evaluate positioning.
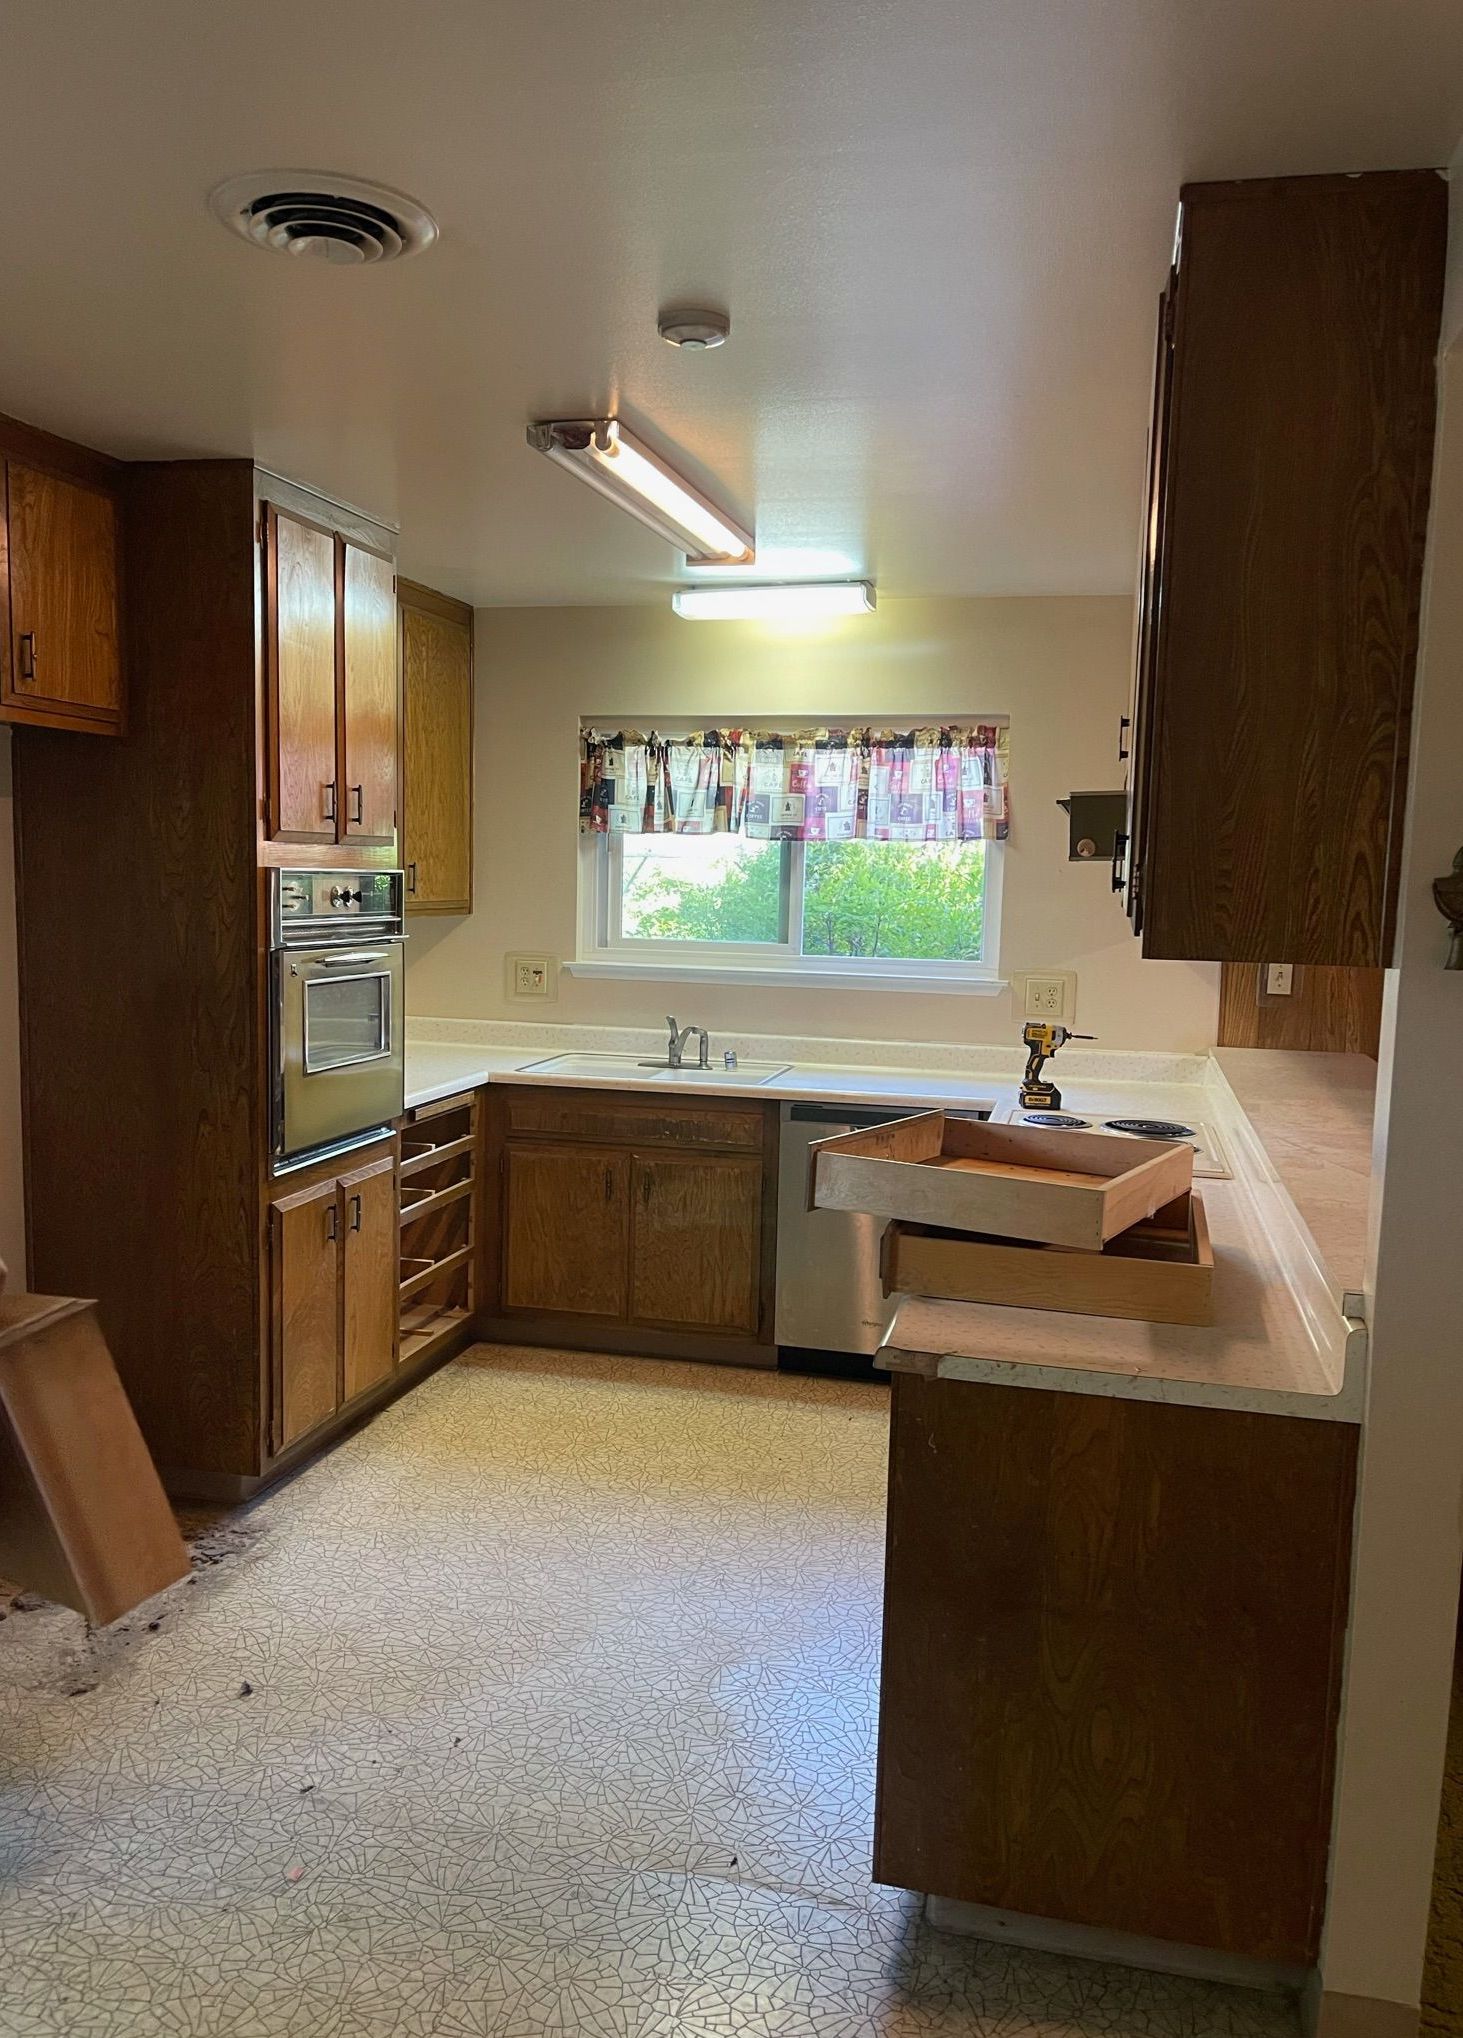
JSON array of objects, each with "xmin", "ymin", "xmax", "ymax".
[
  {"xmin": 1111, "ymin": 829, "xmax": 1129, "ymax": 896},
  {"xmin": 604, "ymin": 1166, "xmax": 614, "ymax": 1203},
  {"xmin": 1118, "ymin": 714, "xmax": 1131, "ymax": 761},
  {"xmin": 16, "ymin": 633, "xmax": 35, "ymax": 684},
  {"xmin": 642, "ymin": 1172, "xmax": 652, "ymax": 1207}
]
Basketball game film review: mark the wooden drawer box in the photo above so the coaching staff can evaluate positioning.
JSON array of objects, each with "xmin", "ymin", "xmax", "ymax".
[
  {"xmin": 500, "ymin": 1086, "xmax": 765, "ymax": 1153},
  {"xmin": 882, "ymin": 1194, "xmax": 1213, "ymax": 1327},
  {"xmin": 810, "ymin": 1112, "xmax": 1193, "ymax": 1251}
]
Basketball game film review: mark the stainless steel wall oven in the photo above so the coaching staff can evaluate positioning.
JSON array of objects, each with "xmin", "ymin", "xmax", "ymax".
[{"xmin": 270, "ymin": 869, "xmax": 405, "ymax": 1167}]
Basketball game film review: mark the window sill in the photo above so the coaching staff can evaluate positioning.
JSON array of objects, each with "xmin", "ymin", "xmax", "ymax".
[{"xmin": 565, "ymin": 959, "xmax": 1009, "ymax": 996}]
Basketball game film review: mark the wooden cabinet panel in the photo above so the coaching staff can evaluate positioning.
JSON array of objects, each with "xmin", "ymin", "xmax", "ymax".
[
  {"xmin": 876, "ymin": 1375, "xmax": 1357, "ymax": 1963},
  {"xmin": 502, "ymin": 1143, "xmax": 630, "ymax": 1319},
  {"xmin": 631, "ymin": 1153, "xmax": 762, "ymax": 1335},
  {"xmin": 271, "ymin": 1176, "xmax": 341, "ymax": 1450},
  {"xmin": 1129, "ymin": 171, "xmax": 1445, "ymax": 965},
  {"xmin": 401, "ymin": 589, "xmax": 473, "ymax": 912},
  {"xmin": 267, "ymin": 505, "xmax": 338, "ymax": 841},
  {"xmin": 502, "ymin": 1087, "xmax": 764, "ymax": 1153},
  {"xmin": 342, "ymin": 540, "xmax": 398, "ymax": 844},
  {"xmin": 342, "ymin": 1153, "xmax": 398, "ymax": 1400},
  {"xmin": 4, "ymin": 462, "xmax": 121, "ymax": 729}
]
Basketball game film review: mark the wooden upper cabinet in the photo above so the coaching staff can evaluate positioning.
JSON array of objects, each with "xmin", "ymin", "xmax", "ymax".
[
  {"xmin": 264, "ymin": 498, "xmax": 399, "ymax": 848},
  {"xmin": 267, "ymin": 505, "xmax": 339, "ymax": 840},
  {"xmin": 400, "ymin": 582, "xmax": 473, "ymax": 913},
  {"xmin": 2, "ymin": 461, "xmax": 122, "ymax": 735},
  {"xmin": 342, "ymin": 541, "xmax": 399, "ymax": 843},
  {"xmin": 1125, "ymin": 171, "xmax": 1447, "ymax": 967}
]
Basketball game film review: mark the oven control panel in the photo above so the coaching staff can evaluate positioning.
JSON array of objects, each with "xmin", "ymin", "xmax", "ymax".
[{"xmin": 273, "ymin": 869, "xmax": 404, "ymax": 943}]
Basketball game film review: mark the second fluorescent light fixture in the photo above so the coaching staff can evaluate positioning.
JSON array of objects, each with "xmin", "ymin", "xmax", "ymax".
[
  {"xmin": 672, "ymin": 581, "xmax": 876, "ymax": 621},
  {"xmin": 527, "ymin": 418, "xmax": 754, "ymax": 563}
]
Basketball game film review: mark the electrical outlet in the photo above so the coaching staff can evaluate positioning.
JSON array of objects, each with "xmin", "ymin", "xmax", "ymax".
[
  {"xmin": 1263, "ymin": 963, "xmax": 1294, "ymax": 997},
  {"xmin": 506, "ymin": 953, "xmax": 556, "ymax": 1000},
  {"xmin": 1022, "ymin": 972, "xmax": 1075, "ymax": 1022}
]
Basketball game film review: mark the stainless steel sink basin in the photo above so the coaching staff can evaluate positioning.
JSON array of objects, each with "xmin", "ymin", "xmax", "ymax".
[{"xmin": 520, "ymin": 1052, "xmax": 789, "ymax": 1088}]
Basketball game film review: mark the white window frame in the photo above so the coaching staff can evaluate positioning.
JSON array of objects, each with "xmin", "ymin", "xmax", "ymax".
[{"xmin": 571, "ymin": 779, "xmax": 1006, "ymax": 996}]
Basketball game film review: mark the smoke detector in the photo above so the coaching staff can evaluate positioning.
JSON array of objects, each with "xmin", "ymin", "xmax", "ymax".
[
  {"xmin": 208, "ymin": 170, "xmax": 438, "ymax": 265},
  {"xmin": 658, "ymin": 308, "xmax": 730, "ymax": 350}
]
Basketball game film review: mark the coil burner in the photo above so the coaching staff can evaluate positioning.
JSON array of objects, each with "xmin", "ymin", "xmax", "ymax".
[
  {"xmin": 1103, "ymin": 1118, "xmax": 1195, "ymax": 1140},
  {"xmin": 1022, "ymin": 1112, "xmax": 1092, "ymax": 1129}
]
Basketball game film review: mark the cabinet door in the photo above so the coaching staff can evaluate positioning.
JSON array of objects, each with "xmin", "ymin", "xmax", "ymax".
[
  {"xmin": 1120, "ymin": 283, "xmax": 1176, "ymax": 935},
  {"xmin": 271, "ymin": 1176, "xmax": 341, "ymax": 1450},
  {"xmin": 342, "ymin": 1152, "xmax": 397, "ymax": 1400},
  {"xmin": 342, "ymin": 540, "xmax": 398, "ymax": 843},
  {"xmin": 502, "ymin": 1143, "xmax": 630, "ymax": 1318},
  {"xmin": 4, "ymin": 462, "xmax": 122, "ymax": 729},
  {"xmin": 267, "ymin": 505, "xmax": 339, "ymax": 841},
  {"xmin": 402, "ymin": 596, "xmax": 473, "ymax": 912},
  {"xmin": 630, "ymin": 1152, "xmax": 763, "ymax": 1335}
]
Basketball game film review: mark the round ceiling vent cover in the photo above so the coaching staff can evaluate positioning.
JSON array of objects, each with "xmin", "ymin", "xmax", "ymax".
[{"xmin": 209, "ymin": 170, "xmax": 438, "ymax": 265}]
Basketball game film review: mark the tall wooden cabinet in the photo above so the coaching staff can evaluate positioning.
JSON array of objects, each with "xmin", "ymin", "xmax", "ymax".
[
  {"xmin": 0, "ymin": 416, "xmax": 124, "ymax": 736},
  {"xmin": 14, "ymin": 461, "xmax": 409, "ymax": 1496},
  {"xmin": 400, "ymin": 579, "xmax": 474, "ymax": 913},
  {"xmin": 1120, "ymin": 170, "xmax": 1447, "ymax": 966}
]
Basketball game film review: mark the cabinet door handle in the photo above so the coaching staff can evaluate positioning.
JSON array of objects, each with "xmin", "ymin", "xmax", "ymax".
[
  {"xmin": 349, "ymin": 784, "xmax": 364, "ymax": 824},
  {"xmin": 407, "ymin": 861, "xmax": 418, "ymax": 895},
  {"xmin": 1118, "ymin": 714, "xmax": 1131, "ymax": 762},
  {"xmin": 604, "ymin": 1166, "xmax": 614, "ymax": 1203},
  {"xmin": 322, "ymin": 781, "xmax": 338, "ymax": 822},
  {"xmin": 349, "ymin": 1193, "xmax": 362, "ymax": 1232},
  {"xmin": 326, "ymin": 1202, "xmax": 339, "ymax": 1243},
  {"xmin": 642, "ymin": 1172, "xmax": 652, "ymax": 1207},
  {"xmin": 16, "ymin": 633, "xmax": 35, "ymax": 685},
  {"xmin": 1111, "ymin": 829, "xmax": 1129, "ymax": 896}
]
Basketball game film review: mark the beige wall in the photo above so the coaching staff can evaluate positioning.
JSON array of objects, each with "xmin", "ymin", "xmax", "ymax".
[
  {"xmin": 0, "ymin": 731, "xmax": 24, "ymax": 1286},
  {"xmin": 405, "ymin": 595, "xmax": 1219, "ymax": 1052},
  {"xmin": 1320, "ymin": 159, "xmax": 1463, "ymax": 2019}
]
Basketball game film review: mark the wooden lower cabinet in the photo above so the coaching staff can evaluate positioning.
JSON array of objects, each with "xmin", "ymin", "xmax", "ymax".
[
  {"xmin": 503, "ymin": 1143, "xmax": 631, "ymax": 1318},
  {"xmin": 489, "ymin": 1088, "xmax": 776, "ymax": 1358},
  {"xmin": 631, "ymin": 1152, "xmax": 762, "ymax": 1334},
  {"xmin": 270, "ymin": 1144, "xmax": 399, "ymax": 1453},
  {"xmin": 876, "ymin": 1375, "xmax": 1358, "ymax": 1962}
]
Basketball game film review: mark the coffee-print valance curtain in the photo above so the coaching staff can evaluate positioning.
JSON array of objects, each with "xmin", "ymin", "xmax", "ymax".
[{"xmin": 580, "ymin": 725, "xmax": 1009, "ymax": 842}]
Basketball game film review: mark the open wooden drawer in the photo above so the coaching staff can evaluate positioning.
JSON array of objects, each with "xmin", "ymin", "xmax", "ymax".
[
  {"xmin": 809, "ymin": 1111, "xmax": 1194, "ymax": 1251},
  {"xmin": 881, "ymin": 1193, "xmax": 1214, "ymax": 1326}
]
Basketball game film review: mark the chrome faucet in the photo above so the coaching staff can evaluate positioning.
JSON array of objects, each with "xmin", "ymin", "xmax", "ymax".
[{"xmin": 666, "ymin": 1015, "xmax": 711, "ymax": 1070}]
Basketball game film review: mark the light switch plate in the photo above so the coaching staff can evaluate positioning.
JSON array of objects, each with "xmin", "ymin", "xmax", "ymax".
[
  {"xmin": 1019, "ymin": 971, "xmax": 1076, "ymax": 1022},
  {"xmin": 507, "ymin": 953, "xmax": 557, "ymax": 1000}
]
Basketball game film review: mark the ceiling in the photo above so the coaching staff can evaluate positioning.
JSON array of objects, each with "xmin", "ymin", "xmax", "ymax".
[{"xmin": 0, "ymin": 1, "xmax": 1460, "ymax": 605}]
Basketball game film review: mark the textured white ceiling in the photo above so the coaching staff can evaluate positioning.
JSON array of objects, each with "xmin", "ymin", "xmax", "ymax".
[{"xmin": 0, "ymin": 1, "xmax": 1459, "ymax": 603}]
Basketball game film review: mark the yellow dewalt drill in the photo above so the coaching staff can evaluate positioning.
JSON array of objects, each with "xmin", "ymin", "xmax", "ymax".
[{"xmin": 1019, "ymin": 1022, "xmax": 1095, "ymax": 1111}]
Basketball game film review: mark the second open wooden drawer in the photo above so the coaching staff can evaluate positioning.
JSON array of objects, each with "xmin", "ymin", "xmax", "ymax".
[{"xmin": 881, "ymin": 1193, "xmax": 1214, "ymax": 1326}]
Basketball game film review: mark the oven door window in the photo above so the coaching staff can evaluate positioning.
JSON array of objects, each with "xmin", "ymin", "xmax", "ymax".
[{"xmin": 302, "ymin": 971, "xmax": 392, "ymax": 1073}]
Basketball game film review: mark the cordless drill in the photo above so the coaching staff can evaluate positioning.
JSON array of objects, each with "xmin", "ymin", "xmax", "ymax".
[{"xmin": 1019, "ymin": 1022, "xmax": 1095, "ymax": 1111}]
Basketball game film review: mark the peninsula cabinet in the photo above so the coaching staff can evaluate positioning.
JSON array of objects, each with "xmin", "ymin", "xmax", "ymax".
[
  {"xmin": 876, "ymin": 1375, "xmax": 1358, "ymax": 1964},
  {"xmin": 1120, "ymin": 169, "xmax": 1447, "ymax": 967},
  {"xmin": 400, "ymin": 579, "xmax": 474, "ymax": 913},
  {"xmin": 484, "ymin": 1087, "xmax": 777, "ymax": 1365},
  {"xmin": 0, "ymin": 416, "xmax": 124, "ymax": 736},
  {"xmin": 264, "ymin": 495, "xmax": 399, "ymax": 849}
]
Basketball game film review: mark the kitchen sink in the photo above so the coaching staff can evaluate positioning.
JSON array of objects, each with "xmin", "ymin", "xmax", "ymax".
[{"xmin": 519, "ymin": 1052, "xmax": 789, "ymax": 1087}]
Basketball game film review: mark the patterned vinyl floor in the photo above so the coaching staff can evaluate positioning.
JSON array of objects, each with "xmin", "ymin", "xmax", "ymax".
[{"xmin": 0, "ymin": 1346, "xmax": 1298, "ymax": 2037}]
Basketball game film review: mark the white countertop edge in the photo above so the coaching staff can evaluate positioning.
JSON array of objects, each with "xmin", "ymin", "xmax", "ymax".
[{"xmin": 876, "ymin": 1340, "xmax": 1366, "ymax": 1424}]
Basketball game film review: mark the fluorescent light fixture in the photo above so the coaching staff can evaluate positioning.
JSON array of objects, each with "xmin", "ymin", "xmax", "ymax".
[
  {"xmin": 672, "ymin": 581, "xmax": 876, "ymax": 621},
  {"xmin": 527, "ymin": 417, "xmax": 753, "ymax": 563}
]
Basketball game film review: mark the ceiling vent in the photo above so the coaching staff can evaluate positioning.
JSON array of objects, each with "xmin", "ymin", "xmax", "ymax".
[{"xmin": 208, "ymin": 171, "xmax": 438, "ymax": 265}]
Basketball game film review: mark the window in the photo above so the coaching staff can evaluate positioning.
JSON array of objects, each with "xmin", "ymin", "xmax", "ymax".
[{"xmin": 582, "ymin": 826, "xmax": 1001, "ymax": 990}]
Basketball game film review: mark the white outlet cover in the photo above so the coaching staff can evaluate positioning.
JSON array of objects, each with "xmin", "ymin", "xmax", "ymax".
[
  {"xmin": 506, "ymin": 952, "xmax": 557, "ymax": 1000},
  {"xmin": 1018, "ymin": 971, "xmax": 1076, "ymax": 1022}
]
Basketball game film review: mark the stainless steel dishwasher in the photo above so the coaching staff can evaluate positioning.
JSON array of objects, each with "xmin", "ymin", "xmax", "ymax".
[{"xmin": 775, "ymin": 1098, "xmax": 992, "ymax": 1364}]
